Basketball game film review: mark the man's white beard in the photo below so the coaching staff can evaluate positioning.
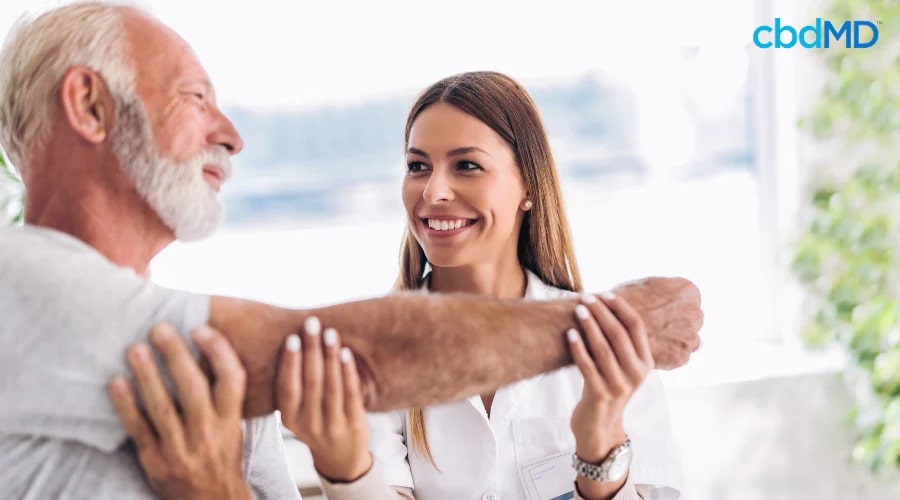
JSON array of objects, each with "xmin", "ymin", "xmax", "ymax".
[{"xmin": 111, "ymin": 95, "xmax": 232, "ymax": 241}]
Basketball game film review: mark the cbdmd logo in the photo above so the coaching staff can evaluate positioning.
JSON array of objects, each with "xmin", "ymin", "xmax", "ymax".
[{"xmin": 753, "ymin": 18, "xmax": 879, "ymax": 48}]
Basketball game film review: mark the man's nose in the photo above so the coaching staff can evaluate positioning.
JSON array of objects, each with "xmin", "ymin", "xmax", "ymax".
[{"xmin": 208, "ymin": 106, "xmax": 243, "ymax": 155}]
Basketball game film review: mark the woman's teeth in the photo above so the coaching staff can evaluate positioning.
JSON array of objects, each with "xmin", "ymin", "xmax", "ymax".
[{"xmin": 427, "ymin": 219, "xmax": 470, "ymax": 231}]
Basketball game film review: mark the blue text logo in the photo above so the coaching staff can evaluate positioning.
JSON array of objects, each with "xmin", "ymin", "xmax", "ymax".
[{"xmin": 753, "ymin": 18, "xmax": 879, "ymax": 49}]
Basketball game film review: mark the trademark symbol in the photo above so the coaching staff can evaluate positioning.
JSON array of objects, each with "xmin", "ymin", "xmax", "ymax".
[{"xmin": 876, "ymin": 20, "xmax": 883, "ymax": 25}]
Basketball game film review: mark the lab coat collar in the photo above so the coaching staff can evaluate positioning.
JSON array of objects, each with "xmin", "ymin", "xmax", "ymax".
[
  {"xmin": 419, "ymin": 267, "xmax": 558, "ymax": 431},
  {"xmin": 418, "ymin": 267, "xmax": 553, "ymax": 299}
]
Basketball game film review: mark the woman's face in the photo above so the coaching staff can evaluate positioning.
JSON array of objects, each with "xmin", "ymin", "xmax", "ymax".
[{"xmin": 403, "ymin": 102, "xmax": 528, "ymax": 269}]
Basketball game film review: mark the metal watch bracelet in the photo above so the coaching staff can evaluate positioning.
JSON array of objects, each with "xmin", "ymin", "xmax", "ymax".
[{"xmin": 571, "ymin": 437, "xmax": 632, "ymax": 482}]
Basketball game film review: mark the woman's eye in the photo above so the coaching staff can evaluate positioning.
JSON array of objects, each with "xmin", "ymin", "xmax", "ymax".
[
  {"xmin": 458, "ymin": 161, "xmax": 482, "ymax": 171},
  {"xmin": 407, "ymin": 161, "xmax": 426, "ymax": 173}
]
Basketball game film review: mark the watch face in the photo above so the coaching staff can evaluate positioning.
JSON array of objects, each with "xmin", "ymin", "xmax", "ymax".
[{"xmin": 606, "ymin": 446, "xmax": 633, "ymax": 482}]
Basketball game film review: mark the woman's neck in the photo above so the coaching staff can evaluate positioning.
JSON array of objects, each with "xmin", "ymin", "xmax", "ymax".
[
  {"xmin": 428, "ymin": 260, "xmax": 528, "ymax": 300},
  {"xmin": 429, "ymin": 258, "xmax": 528, "ymax": 417}
]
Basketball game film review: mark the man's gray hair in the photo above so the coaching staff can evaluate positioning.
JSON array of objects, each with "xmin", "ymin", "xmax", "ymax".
[{"xmin": 0, "ymin": 2, "xmax": 137, "ymax": 173}]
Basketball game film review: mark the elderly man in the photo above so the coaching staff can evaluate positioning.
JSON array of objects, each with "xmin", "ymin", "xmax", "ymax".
[{"xmin": 0, "ymin": 2, "xmax": 703, "ymax": 498}]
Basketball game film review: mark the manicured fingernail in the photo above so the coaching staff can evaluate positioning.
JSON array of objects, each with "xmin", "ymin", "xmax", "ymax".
[
  {"xmin": 304, "ymin": 316, "xmax": 321, "ymax": 336},
  {"xmin": 132, "ymin": 344, "xmax": 150, "ymax": 361},
  {"xmin": 110, "ymin": 376, "xmax": 128, "ymax": 393},
  {"xmin": 340, "ymin": 347, "xmax": 352, "ymax": 363},
  {"xmin": 580, "ymin": 293, "xmax": 597, "ymax": 304},
  {"xmin": 601, "ymin": 291, "xmax": 616, "ymax": 301},
  {"xmin": 567, "ymin": 328, "xmax": 580, "ymax": 343},
  {"xmin": 286, "ymin": 334, "xmax": 301, "ymax": 352},
  {"xmin": 575, "ymin": 304, "xmax": 590, "ymax": 320},
  {"xmin": 152, "ymin": 324, "xmax": 173, "ymax": 342},
  {"xmin": 193, "ymin": 325, "xmax": 213, "ymax": 342},
  {"xmin": 323, "ymin": 328, "xmax": 338, "ymax": 346}
]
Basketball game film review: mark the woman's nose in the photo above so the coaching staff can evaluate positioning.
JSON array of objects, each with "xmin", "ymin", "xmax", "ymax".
[{"xmin": 423, "ymin": 172, "xmax": 454, "ymax": 203}]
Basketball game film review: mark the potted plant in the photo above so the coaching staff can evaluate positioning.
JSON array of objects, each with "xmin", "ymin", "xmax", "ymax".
[{"xmin": 792, "ymin": 0, "xmax": 900, "ymax": 473}]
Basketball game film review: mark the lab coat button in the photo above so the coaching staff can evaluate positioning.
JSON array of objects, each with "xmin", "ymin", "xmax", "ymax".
[{"xmin": 480, "ymin": 493, "xmax": 498, "ymax": 500}]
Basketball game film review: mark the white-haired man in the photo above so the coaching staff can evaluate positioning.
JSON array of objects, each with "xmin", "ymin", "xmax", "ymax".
[{"xmin": 0, "ymin": 2, "xmax": 703, "ymax": 498}]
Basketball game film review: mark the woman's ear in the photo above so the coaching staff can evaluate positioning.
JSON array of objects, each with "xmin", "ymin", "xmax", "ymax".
[{"xmin": 59, "ymin": 66, "xmax": 113, "ymax": 145}]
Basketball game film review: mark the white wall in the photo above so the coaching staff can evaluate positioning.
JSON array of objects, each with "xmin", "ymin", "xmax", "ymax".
[{"xmin": 667, "ymin": 371, "xmax": 900, "ymax": 500}]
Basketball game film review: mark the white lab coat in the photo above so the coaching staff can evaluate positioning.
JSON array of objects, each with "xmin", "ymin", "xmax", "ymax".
[{"xmin": 367, "ymin": 270, "xmax": 684, "ymax": 500}]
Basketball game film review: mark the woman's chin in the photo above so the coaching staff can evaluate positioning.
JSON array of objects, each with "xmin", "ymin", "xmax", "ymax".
[{"xmin": 424, "ymin": 252, "xmax": 471, "ymax": 270}]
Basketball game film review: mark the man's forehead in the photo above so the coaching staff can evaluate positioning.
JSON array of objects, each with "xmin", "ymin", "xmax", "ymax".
[{"xmin": 120, "ymin": 9, "xmax": 212, "ymax": 90}]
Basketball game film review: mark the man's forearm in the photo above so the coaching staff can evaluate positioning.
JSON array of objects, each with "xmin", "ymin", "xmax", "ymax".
[
  {"xmin": 209, "ymin": 277, "xmax": 701, "ymax": 417},
  {"xmin": 209, "ymin": 293, "xmax": 580, "ymax": 416},
  {"xmin": 311, "ymin": 292, "xmax": 581, "ymax": 412}
]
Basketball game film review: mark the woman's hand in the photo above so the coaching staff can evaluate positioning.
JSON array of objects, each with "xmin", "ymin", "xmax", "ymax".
[
  {"xmin": 567, "ymin": 292, "xmax": 653, "ymax": 499},
  {"xmin": 107, "ymin": 324, "xmax": 251, "ymax": 500},
  {"xmin": 277, "ymin": 316, "xmax": 373, "ymax": 482}
]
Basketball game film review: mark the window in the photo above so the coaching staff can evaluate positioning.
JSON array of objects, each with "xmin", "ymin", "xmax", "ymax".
[{"xmin": 134, "ymin": 0, "xmax": 770, "ymax": 348}]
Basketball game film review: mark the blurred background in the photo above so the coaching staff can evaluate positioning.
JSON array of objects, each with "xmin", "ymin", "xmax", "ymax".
[{"xmin": 2, "ymin": 0, "xmax": 898, "ymax": 498}]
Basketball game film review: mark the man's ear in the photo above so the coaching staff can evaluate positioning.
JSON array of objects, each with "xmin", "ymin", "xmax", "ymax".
[{"xmin": 59, "ymin": 66, "xmax": 114, "ymax": 145}]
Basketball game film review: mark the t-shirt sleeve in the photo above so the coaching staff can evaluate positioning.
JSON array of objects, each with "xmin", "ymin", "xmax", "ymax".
[
  {"xmin": 243, "ymin": 415, "xmax": 302, "ymax": 500},
  {"xmin": 367, "ymin": 410, "xmax": 415, "ymax": 489},
  {"xmin": 0, "ymin": 226, "xmax": 211, "ymax": 453}
]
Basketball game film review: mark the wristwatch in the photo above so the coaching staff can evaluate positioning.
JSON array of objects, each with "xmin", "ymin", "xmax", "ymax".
[{"xmin": 571, "ymin": 437, "xmax": 632, "ymax": 482}]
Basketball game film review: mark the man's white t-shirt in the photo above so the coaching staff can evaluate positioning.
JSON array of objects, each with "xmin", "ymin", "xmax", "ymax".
[{"xmin": 0, "ymin": 224, "xmax": 299, "ymax": 499}]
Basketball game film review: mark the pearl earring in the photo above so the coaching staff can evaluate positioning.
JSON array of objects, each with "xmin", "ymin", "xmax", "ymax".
[{"xmin": 523, "ymin": 200, "xmax": 533, "ymax": 210}]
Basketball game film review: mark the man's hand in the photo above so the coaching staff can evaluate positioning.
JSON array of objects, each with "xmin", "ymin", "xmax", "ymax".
[
  {"xmin": 613, "ymin": 277, "xmax": 703, "ymax": 369},
  {"xmin": 107, "ymin": 324, "xmax": 251, "ymax": 500}
]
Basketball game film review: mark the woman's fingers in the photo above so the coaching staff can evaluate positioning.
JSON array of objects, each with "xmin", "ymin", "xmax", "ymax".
[
  {"xmin": 341, "ymin": 347, "xmax": 365, "ymax": 422},
  {"xmin": 580, "ymin": 293, "xmax": 643, "ymax": 383},
  {"xmin": 277, "ymin": 334, "xmax": 302, "ymax": 427},
  {"xmin": 566, "ymin": 328, "xmax": 605, "ymax": 395},
  {"xmin": 573, "ymin": 302, "xmax": 627, "ymax": 394},
  {"xmin": 322, "ymin": 328, "xmax": 345, "ymax": 423},
  {"xmin": 600, "ymin": 292, "xmax": 654, "ymax": 369},
  {"xmin": 301, "ymin": 316, "xmax": 325, "ymax": 433}
]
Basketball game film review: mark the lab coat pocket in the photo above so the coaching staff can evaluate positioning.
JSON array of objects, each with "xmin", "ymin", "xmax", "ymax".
[{"xmin": 512, "ymin": 416, "xmax": 576, "ymax": 466}]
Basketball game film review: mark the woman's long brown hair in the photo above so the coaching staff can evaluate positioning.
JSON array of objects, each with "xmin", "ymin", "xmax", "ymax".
[{"xmin": 394, "ymin": 71, "xmax": 583, "ymax": 468}]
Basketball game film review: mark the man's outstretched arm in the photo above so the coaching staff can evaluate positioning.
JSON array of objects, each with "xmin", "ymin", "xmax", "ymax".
[
  {"xmin": 0, "ymin": 227, "xmax": 701, "ymax": 448},
  {"xmin": 210, "ymin": 277, "xmax": 703, "ymax": 416}
]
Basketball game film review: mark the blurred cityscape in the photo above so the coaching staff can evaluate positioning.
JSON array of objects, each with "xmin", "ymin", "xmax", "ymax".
[{"xmin": 220, "ymin": 70, "xmax": 755, "ymax": 229}]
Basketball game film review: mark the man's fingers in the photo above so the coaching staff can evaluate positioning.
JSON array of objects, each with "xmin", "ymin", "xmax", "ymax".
[
  {"xmin": 127, "ymin": 343, "xmax": 186, "ymax": 452},
  {"xmin": 616, "ymin": 276, "xmax": 703, "ymax": 369},
  {"xmin": 108, "ymin": 376, "xmax": 157, "ymax": 453},
  {"xmin": 322, "ymin": 328, "xmax": 345, "ymax": 423},
  {"xmin": 340, "ymin": 347, "xmax": 365, "ymax": 422},
  {"xmin": 149, "ymin": 323, "xmax": 214, "ymax": 430},
  {"xmin": 301, "ymin": 316, "xmax": 324, "ymax": 432},
  {"xmin": 277, "ymin": 334, "xmax": 302, "ymax": 427},
  {"xmin": 192, "ymin": 325, "xmax": 247, "ymax": 420}
]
